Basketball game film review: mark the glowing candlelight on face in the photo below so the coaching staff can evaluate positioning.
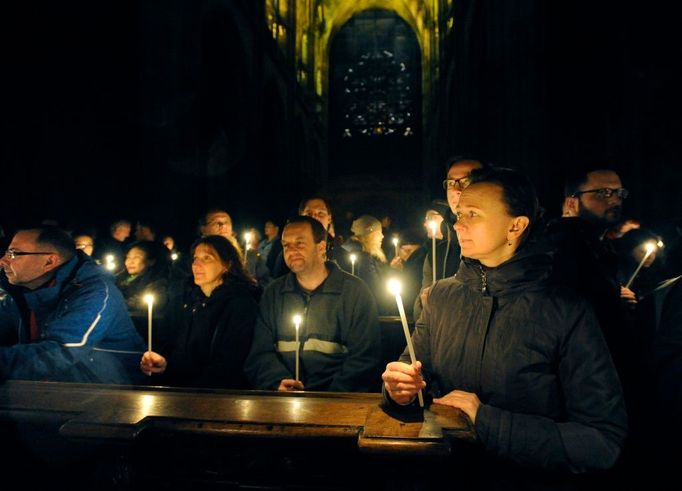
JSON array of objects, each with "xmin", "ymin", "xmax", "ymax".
[
  {"xmin": 293, "ymin": 314, "xmax": 302, "ymax": 382},
  {"xmin": 428, "ymin": 220, "xmax": 438, "ymax": 285},
  {"xmin": 392, "ymin": 236, "xmax": 399, "ymax": 258},
  {"xmin": 387, "ymin": 279, "xmax": 424, "ymax": 407},
  {"xmin": 625, "ymin": 241, "xmax": 657, "ymax": 289},
  {"xmin": 143, "ymin": 294, "xmax": 155, "ymax": 353},
  {"xmin": 244, "ymin": 231, "xmax": 253, "ymax": 251},
  {"xmin": 350, "ymin": 254, "xmax": 357, "ymax": 276}
]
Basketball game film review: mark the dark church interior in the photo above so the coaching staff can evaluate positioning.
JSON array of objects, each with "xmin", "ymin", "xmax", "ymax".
[{"xmin": 2, "ymin": 1, "xmax": 681, "ymax": 489}]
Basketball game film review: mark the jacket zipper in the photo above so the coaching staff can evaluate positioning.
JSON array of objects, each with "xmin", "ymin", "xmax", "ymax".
[{"xmin": 479, "ymin": 265, "xmax": 488, "ymax": 294}]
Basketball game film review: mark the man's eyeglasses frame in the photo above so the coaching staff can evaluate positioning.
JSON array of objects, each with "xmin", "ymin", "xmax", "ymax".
[
  {"xmin": 3, "ymin": 249, "xmax": 55, "ymax": 260},
  {"xmin": 571, "ymin": 188, "xmax": 629, "ymax": 200}
]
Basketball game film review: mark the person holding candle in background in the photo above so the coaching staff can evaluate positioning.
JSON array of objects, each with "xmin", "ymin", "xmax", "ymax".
[
  {"xmin": 116, "ymin": 240, "xmax": 171, "ymax": 347},
  {"xmin": 612, "ymin": 227, "xmax": 669, "ymax": 369},
  {"xmin": 382, "ymin": 167, "xmax": 627, "ymax": 486},
  {"xmin": 544, "ymin": 166, "xmax": 644, "ymax": 478},
  {"xmin": 94, "ymin": 218, "xmax": 132, "ymax": 275},
  {"xmin": 389, "ymin": 228, "xmax": 427, "ymax": 317},
  {"xmin": 140, "ymin": 235, "xmax": 260, "ymax": 389},
  {"xmin": 246, "ymin": 216, "xmax": 381, "ymax": 392},
  {"xmin": 243, "ymin": 227, "xmax": 272, "ymax": 288},
  {"xmin": 340, "ymin": 214, "xmax": 394, "ymax": 315},
  {"xmin": 413, "ymin": 156, "xmax": 484, "ymax": 320}
]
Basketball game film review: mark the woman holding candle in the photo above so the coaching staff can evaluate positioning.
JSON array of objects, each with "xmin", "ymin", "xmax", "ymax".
[
  {"xmin": 382, "ymin": 167, "xmax": 627, "ymax": 483},
  {"xmin": 116, "ymin": 240, "xmax": 170, "ymax": 343},
  {"xmin": 140, "ymin": 235, "xmax": 260, "ymax": 389}
]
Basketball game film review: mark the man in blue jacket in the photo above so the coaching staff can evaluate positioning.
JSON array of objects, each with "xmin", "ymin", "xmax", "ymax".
[{"xmin": 0, "ymin": 226, "xmax": 146, "ymax": 384}]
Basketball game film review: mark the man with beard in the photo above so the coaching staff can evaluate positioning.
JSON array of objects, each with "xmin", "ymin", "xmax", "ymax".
[
  {"xmin": 545, "ymin": 167, "xmax": 641, "ymax": 483},
  {"xmin": 547, "ymin": 168, "xmax": 636, "ymax": 354}
]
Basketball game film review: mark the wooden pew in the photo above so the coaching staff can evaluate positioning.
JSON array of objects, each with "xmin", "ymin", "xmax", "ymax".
[{"xmin": 0, "ymin": 380, "xmax": 475, "ymax": 489}]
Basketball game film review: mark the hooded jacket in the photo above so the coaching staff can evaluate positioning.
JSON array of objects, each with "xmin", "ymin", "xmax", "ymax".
[
  {"xmin": 406, "ymin": 251, "xmax": 627, "ymax": 473},
  {"xmin": 0, "ymin": 253, "xmax": 145, "ymax": 384}
]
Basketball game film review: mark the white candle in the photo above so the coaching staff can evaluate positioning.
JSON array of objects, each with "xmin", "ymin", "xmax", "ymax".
[
  {"xmin": 625, "ymin": 242, "xmax": 656, "ymax": 289},
  {"xmin": 387, "ymin": 279, "xmax": 424, "ymax": 407},
  {"xmin": 244, "ymin": 231, "xmax": 253, "ymax": 251},
  {"xmin": 105, "ymin": 254, "xmax": 116, "ymax": 271},
  {"xmin": 293, "ymin": 314, "xmax": 302, "ymax": 382},
  {"xmin": 143, "ymin": 293, "xmax": 155, "ymax": 353},
  {"xmin": 428, "ymin": 220, "xmax": 438, "ymax": 284},
  {"xmin": 392, "ymin": 236, "xmax": 399, "ymax": 258},
  {"xmin": 350, "ymin": 254, "xmax": 357, "ymax": 276}
]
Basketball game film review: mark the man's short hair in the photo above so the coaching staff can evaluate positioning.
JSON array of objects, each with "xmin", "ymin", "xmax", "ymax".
[
  {"xmin": 22, "ymin": 226, "xmax": 76, "ymax": 261},
  {"xmin": 563, "ymin": 165, "xmax": 622, "ymax": 198},
  {"xmin": 110, "ymin": 219, "xmax": 131, "ymax": 234},
  {"xmin": 444, "ymin": 155, "xmax": 487, "ymax": 174},
  {"xmin": 284, "ymin": 216, "xmax": 327, "ymax": 244},
  {"xmin": 297, "ymin": 194, "xmax": 333, "ymax": 217},
  {"xmin": 199, "ymin": 208, "xmax": 230, "ymax": 226}
]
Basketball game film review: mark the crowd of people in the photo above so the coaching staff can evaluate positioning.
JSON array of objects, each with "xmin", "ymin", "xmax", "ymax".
[{"xmin": 1, "ymin": 159, "xmax": 681, "ymax": 488}]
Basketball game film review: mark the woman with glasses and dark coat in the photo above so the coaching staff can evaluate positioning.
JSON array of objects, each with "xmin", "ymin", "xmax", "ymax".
[
  {"xmin": 382, "ymin": 167, "xmax": 627, "ymax": 488},
  {"xmin": 140, "ymin": 235, "xmax": 260, "ymax": 389}
]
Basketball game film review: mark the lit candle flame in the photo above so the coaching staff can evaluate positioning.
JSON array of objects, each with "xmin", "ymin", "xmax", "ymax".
[
  {"xmin": 428, "ymin": 220, "xmax": 438, "ymax": 235},
  {"xmin": 387, "ymin": 278, "xmax": 402, "ymax": 296},
  {"xmin": 625, "ymin": 241, "xmax": 658, "ymax": 289},
  {"xmin": 104, "ymin": 254, "xmax": 116, "ymax": 271}
]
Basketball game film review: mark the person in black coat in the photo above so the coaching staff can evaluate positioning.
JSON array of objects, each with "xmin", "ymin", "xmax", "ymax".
[
  {"xmin": 115, "ymin": 240, "xmax": 170, "ymax": 345},
  {"xmin": 140, "ymin": 235, "xmax": 260, "ymax": 389},
  {"xmin": 383, "ymin": 167, "xmax": 627, "ymax": 488}
]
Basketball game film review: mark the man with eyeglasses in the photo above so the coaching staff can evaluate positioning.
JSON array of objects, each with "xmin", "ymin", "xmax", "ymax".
[
  {"xmin": 550, "ymin": 168, "xmax": 636, "ymax": 305},
  {"xmin": 0, "ymin": 226, "xmax": 145, "ymax": 384},
  {"xmin": 413, "ymin": 156, "xmax": 484, "ymax": 319},
  {"xmin": 546, "ymin": 167, "xmax": 640, "ymax": 468}
]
